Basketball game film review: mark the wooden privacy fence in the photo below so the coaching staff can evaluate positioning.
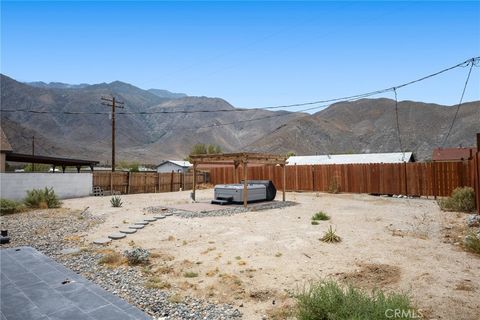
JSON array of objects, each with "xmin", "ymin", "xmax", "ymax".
[
  {"xmin": 208, "ymin": 159, "xmax": 479, "ymax": 198},
  {"xmin": 93, "ymin": 171, "xmax": 208, "ymax": 194}
]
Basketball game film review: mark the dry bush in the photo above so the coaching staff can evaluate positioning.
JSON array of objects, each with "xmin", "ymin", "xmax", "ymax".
[
  {"xmin": 168, "ymin": 293, "xmax": 183, "ymax": 303},
  {"xmin": 327, "ymin": 180, "xmax": 341, "ymax": 194},
  {"xmin": 438, "ymin": 187, "xmax": 475, "ymax": 212},
  {"xmin": 98, "ymin": 251, "xmax": 125, "ymax": 267}
]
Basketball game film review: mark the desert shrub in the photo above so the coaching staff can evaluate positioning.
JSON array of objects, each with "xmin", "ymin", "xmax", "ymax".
[
  {"xmin": 0, "ymin": 199, "xmax": 22, "ymax": 215},
  {"xmin": 438, "ymin": 187, "xmax": 475, "ymax": 213},
  {"xmin": 320, "ymin": 226, "xmax": 341, "ymax": 243},
  {"xmin": 296, "ymin": 280, "xmax": 418, "ymax": 320},
  {"xmin": 24, "ymin": 187, "xmax": 61, "ymax": 208},
  {"xmin": 464, "ymin": 231, "xmax": 480, "ymax": 255},
  {"xmin": 312, "ymin": 211, "xmax": 330, "ymax": 221},
  {"xmin": 311, "ymin": 221, "xmax": 319, "ymax": 225},
  {"xmin": 110, "ymin": 196, "xmax": 123, "ymax": 208},
  {"xmin": 327, "ymin": 180, "xmax": 340, "ymax": 194},
  {"xmin": 124, "ymin": 247, "xmax": 150, "ymax": 265}
]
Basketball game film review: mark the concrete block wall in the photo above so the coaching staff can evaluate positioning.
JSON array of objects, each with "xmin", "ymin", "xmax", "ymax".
[{"xmin": 0, "ymin": 173, "xmax": 93, "ymax": 200}]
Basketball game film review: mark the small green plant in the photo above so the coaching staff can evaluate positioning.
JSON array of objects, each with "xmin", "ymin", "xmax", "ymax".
[
  {"xmin": 438, "ymin": 187, "xmax": 475, "ymax": 212},
  {"xmin": 320, "ymin": 226, "xmax": 341, "ymax": 243},
  {"xmin": 275, "ymin": 252, "xmax": 282, "ymax": 257},
  {"xmin": 311, "ymin": 221, "xmax": 319, "ymax": 225},
  {"xmin": 312, "ymin": 211, "xmax": 330, "ymax": 221},
  {"xmin": 0, "ymin": 199, "xmax": 22, "ymax": 215},
  {"xmin": 464, "ymin": 231, "xmax": 480, "ymax": 255},
  {"xmin": 110, "ymin": 196, "xmax": 123, "ymax": 208},
  {"xmin": 124, "ymin": 248, "xmax": 150, "ymax": 265},
  {"xmin": 24, "ymin": 187, "xmax": 61, "ymax": 208},
  {"xmin": 183, "ymin": 271, "xmax": 199, "ymax": 278},
  {"xmin": 327, "ymin": 180, "xmax": 340, "ymax": 194},
  {"xmin": 296, "ymin": 280, "xmax": 418, "ymax": 320}
]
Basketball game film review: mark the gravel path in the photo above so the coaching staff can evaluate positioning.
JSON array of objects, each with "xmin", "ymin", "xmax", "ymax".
[
  {"xmin": 0, "ymin": 209, "xmax": 242, "ymax": 320},
  {"xmin": 144, "ymin": 201, "xmax": 296, "ymax": 219}
]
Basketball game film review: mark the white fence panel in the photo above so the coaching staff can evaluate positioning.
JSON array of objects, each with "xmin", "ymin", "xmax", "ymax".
[{"xmin": 0, "ymin": 173, "xmax": 93, "ymax": 200}]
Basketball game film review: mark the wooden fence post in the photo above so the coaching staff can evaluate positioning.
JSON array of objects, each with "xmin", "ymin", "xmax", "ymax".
[
  {"xmin": 127, "ymin": 171, "xmax": 131, "ymax": 194},
  {"xmin": 110, "ymin": 172, "xmax": 113, "ymax": 193},
  {"xmin": 170, "ymin": 170, "xmax": 174, "ymax": 192},
  {"xmin": 432, "ymin": 161, "xmax": 437, "ymax": 199}
]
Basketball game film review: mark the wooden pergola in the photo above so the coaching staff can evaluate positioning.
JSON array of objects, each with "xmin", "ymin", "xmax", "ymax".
[{"xmin": 190, "ymin": 152, "xmax": 288, "ymax": 207}]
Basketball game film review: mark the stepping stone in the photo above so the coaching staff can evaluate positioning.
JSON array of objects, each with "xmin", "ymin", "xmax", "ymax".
[
  {"xmin": 108, "ymin": 233, "xmax": 126, "ymax": 240},
  {"xmin": 119, "ymin": 229, "xmax": 137, "ymax": 234},
  {"xmin": 165, "ymin": 212, "xmax": 174, "ymax": 217},
  {"xmin": 128, "ymin": 225, "xmax": 144, "ymax": 229},
  {"xmin": 144, "ymin": 217, "xmax": 157, "ymax": 222},
  {"xmin": 134, "ymin": 221, "xmax": 149, "ymax": 225},
  {"xmin": 154, "ymin": 215, "xmax": 166, "ymax": 219},
  {"xmin": 60, "ymin": 247, "xmax": 81, "ymax": 255},
  {"xmin": 93, "ymin": 238, "xmax": 112, "ymax": 245}
]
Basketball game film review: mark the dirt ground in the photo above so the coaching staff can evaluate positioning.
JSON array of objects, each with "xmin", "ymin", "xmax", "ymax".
[{"xmin": 63, "ymin": 190, "xmax": 480, "ymax": 320}]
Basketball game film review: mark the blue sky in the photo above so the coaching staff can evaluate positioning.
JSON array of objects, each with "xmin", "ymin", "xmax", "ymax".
[{"xmin": 1, "ymin": 1, "xmax": 479, "ymax": 111}]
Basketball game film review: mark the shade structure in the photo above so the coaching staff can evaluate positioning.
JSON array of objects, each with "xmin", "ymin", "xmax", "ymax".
[{"xmin": 189, "ymin": 152, "xmax": 287, "ymax": 207}]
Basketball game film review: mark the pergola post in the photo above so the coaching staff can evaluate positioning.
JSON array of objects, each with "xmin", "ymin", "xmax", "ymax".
[
  {"xmin": 282, "ymin": 163, "xmax": 286, "ymax": 202},
  {"xmin": 192, "ymin": 162, "xmax": 197, "ymax": 201},
  {"xmin": 243, "ymin": 160, "xmax": 248, "ymax": 208},
  {"xmin": 234, "ymin": 161, "xmax": 239, "ymax": 183}
]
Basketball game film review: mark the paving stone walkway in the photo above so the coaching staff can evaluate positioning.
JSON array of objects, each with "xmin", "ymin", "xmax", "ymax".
[{"xmin": 0, "ymin": 247, "xmax": 150, "ymax": 320}]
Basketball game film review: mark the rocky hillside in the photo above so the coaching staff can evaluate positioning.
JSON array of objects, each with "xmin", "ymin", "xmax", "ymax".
[
  {"xmin": 246, "ymin": 98, "xmax": 480, "ymax": 160},
  {"xmin": 0, "ymin": 74, "xmax": 302, "ymax": 163},
  {"xmin": 2, "ymin": 74, "xmax": 478, "ymax": 163}
]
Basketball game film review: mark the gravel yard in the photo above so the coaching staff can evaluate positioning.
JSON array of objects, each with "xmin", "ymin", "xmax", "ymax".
[{"xmin": 2, "ymin": 189, "xmax": 479, "ymax": 320}]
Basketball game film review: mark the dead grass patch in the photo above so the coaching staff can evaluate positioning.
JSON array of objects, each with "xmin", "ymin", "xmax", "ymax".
[
  {"xmin": 249, "ymin": 288, "xmax": 278, "ymax": 302},
  {"xmin": 266, "ymin": 300, "xmax": 296, "ymax": 320},
  {"xmin": 338, "ymin": 263, "xmax": 401, "ymax": 289},
  {"xmin": 168, "ymin": 293, "xmax": 183, "ymax": 303},
  {"xmin": 455, "ymin": 280, "xmax": 475, "ymax": 292},
  {"xmin": 97, "ymin": 250, "xmax": 126, "ymax": 267},
  {"xmin": 145, "ymin": 276, "xmax": 171, "ymax": 289}
]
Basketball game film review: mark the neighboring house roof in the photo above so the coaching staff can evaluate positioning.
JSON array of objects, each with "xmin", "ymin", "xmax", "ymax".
[
  {"xmin": 0, "ymin": 127, "xmax": 13, "ymax": 153},
  {"xmin": 287, "ymin": 152, "xmax": 413, "ymax": 165},
  {"xmin": 432, "ymin": 147, "xmax": 477, "ymax": 161},
  {"xmin": 157, "ymin": 160, "xmax": 192, "ymax": 168}
]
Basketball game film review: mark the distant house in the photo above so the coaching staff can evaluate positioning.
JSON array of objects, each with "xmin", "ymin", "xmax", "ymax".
[
  {"xmin": 432, "ymin": 147, "xmax": 477, "ymax": 162},
  {"xmin": 0, "ymin": 127, "xmax": 13, "ymax": 172},
  {"xmin": 287, "ymin": 152, "xmax": 414, "ymax": 166},
  {"xmin": 156, "ymin": 160, "xmax": 192, "ymax": 173}
]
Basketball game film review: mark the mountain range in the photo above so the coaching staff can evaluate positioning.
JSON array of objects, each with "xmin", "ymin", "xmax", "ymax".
[{"xmin": 1, "ymin": 73, "xmax": 478, "ymax": 164}]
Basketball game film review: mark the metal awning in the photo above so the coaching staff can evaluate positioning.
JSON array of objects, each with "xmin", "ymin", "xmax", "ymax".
[{"xmin": 5, "ymin": 153, "xmax": 99, "ymax": 172}]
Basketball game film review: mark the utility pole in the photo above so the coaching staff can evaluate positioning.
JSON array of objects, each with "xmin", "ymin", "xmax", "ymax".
[
  {"xmin": 32, "ymin": 136, "xmax": 35, "ymax": 172},
  {"xmin": 101, "ymin": 96, "xmax": 124, "ymax": 172}
]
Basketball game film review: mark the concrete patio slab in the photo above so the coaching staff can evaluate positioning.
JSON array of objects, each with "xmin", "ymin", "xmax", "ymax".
[{"xmin": 0, "ymin": 247, "xmax": 150, "ymax": 320}]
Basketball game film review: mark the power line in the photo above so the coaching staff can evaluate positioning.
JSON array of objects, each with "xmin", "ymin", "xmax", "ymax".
[
  {"xmin": 2, "ymin": 56, "xmax": 478, "ymax": 116},
  {"xmin": 441, "ymin": 59, "xmax": 475, "ymax": 147}
]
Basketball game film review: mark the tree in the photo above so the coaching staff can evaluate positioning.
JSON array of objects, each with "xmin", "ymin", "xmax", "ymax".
[
  {"xmin": 23, "ymin": 163, "xmax": 52, "ymax": 172},
  {"xmin": 286, "ymin": 151, "xmax": 296, "ymax": 157},
  {"xmin": 186, "ymin": 143, "xmax": 222, "ymax": 161},
  {"xmin": 191, "ymin": 144, "xmax": 207, "ymax": 155}
]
